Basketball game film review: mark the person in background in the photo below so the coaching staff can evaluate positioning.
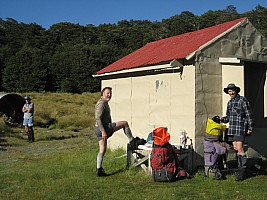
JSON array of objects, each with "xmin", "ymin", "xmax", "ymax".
[
  {"xmin": 94, "ymin": 87, "xmax": 141, "ymax": 176},
  {"xmin": 22, "ymin": 96, "xmax": 35, "ymax": 143},
  {"xmin": 222, "ymin": 83, "xmax": 254, "ymax": 181}
]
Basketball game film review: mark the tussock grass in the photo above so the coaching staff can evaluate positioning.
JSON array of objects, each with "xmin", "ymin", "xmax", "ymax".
[
  {"xmin": 0, "ymin": 120, "xmax": 14, "ymax": 135},
  {"xmin": 19, "ymin": 92, "xmax": 99, "ymax": 131}
]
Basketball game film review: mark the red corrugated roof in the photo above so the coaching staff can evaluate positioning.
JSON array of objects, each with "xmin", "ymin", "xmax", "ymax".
[{"xmin": 96, "ymin": 18, "xmax": 246, "ymax": 75}]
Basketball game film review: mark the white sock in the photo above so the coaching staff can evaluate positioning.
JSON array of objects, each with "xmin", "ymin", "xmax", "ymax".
[
  {"xmin": 97, "ymin": 153, "xmax": 104, "ymax": 169},
  {"xmin": 125, "ymin": 128, "xmax": 134, "ymax": 142}
]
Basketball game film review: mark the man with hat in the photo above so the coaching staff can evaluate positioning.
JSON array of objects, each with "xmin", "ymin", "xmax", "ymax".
[
  {"xmin": 22, "ymin": 96, "xmax": 35, "ymax": 142},
  {"xmin": 223, "ymin": 83, "xmax": 254, "ymax": 181}
]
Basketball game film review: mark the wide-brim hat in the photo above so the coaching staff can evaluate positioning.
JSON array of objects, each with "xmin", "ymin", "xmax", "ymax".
[
  {"xmin": 224, "ymin": 83, "xmax": 240, "ymax": 94},
  {"xmin": 24, "ymin": 96, "xmax": 31, "ymax": 100}
]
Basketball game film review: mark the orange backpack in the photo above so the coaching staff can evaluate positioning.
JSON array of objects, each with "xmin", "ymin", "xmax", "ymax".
[{"xmin": 152, "ymin": 127, "xmax": 170, "ymax": 146}]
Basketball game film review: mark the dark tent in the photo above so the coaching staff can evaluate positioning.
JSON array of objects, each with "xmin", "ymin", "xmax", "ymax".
[{"xmin": 0, "ymin": 94, "xmax": 24, "ymax": 126}]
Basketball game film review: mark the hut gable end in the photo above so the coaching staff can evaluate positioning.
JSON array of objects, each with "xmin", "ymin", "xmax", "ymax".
[{"xmin": 199, "ymin": 19, "xmax": 267, "ymax": 61}]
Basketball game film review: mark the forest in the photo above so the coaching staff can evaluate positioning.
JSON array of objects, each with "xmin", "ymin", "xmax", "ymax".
[{"xmin": 0, "ymin": 5, "xmax": 267, "ymax": 93}]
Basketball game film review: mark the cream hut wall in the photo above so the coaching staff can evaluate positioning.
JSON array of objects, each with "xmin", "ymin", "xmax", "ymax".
[{"xmin": 94, "ymin": 18, "xmax": 267, "ymax": 166}]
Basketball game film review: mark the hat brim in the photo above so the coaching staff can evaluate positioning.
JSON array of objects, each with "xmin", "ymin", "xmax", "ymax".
[{"xmin": 224, "ymin": 87, "xmax": 240, "ymax": 94}]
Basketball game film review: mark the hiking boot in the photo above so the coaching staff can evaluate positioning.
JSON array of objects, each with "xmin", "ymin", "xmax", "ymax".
[
  {"xmin": 130, "ymin": 137, "xmax": 146, "ymax": 145},
  {"xmin": 130, "ymin": 137, "xmax": 140, "ymax": 144},
  {"xmin": 96, "ymin": 167, "xmax": 108, "ymax": 177},
  {"xmin": 129, "ymin": 137, "xmax": 146, "ymax": 150},
  {"xmin": 128, "ymin": 137, "xmax": 140, "ymax": 149},
  {"xmin": 235, "ymin": 168, "xmax": 246, "ymax": 181}
]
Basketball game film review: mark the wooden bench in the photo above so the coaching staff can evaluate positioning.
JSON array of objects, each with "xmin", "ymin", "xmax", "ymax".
[{"xmin": 127, "ymin": 143, "xmax": 194, "ymax": 174}]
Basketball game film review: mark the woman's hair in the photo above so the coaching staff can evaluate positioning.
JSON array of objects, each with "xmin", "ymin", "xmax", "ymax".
[{"xmin": 101, "ymin": 87, "xmax": 112, "ymax": 96}]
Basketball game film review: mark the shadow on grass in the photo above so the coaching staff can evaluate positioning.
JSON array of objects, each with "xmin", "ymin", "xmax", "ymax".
[
  {"xmin": 35, "ymin": 118, "xmax": 57, "ymax": 128},
  {"xmin": 107, "ymin": 168, "xmax": 126, "ymax": 176},
  {"xmin": 38, "ymin": 134, "xmax": 78, "ymax": 141},
  {"xmin": 0, "ymin": 147, "xmax": 7, "ymax": 151},
  {"xmin": 0, "ymin": 138, "xmax": 8, "ymax": 151},
  {"xmin": 1, "ymin": 133, "xmax": 24, "ymax": 140},
  {"xmin": 0, "ymin": 138, "xmax": 7, "ymax": 143},
  {"xmin": 0, "ymin": 136, "xmax": 28, "ymax": 150}
]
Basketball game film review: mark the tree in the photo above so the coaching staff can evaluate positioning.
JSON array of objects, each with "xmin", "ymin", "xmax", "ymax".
[
  {"xmin": 162, "ymin": 11, "xmax": 197, "ymax": 37},
  {"xmin": 0, "ymin": 46, "xmax": 14, "ymax": 90},
  {"xmin": 222, "ymin": 5, "xmax": 239, "ymax": 22},
  {"xmin": 199, "ymin": 6, "xmax": 240, "ymax": 29},
  {"xmin": 244, "ymin": 5, "xmax": 267, "ymax": 37},
  {"xmin": 0, "ymin": 6, "xmax": 267, "ymax": 93},
  {"xmin": 2, "ymin": 47, "xmax": 47, "ymax": 92}
]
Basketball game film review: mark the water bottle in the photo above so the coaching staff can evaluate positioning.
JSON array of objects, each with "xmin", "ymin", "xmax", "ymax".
[{"xmin": 179, "ymin": 129, "xmax": 186, "ymax": 148}]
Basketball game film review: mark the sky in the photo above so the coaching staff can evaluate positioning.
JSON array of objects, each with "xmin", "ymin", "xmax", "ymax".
[{"xmin": 0, "ymin": 0, "xmax": 267, "ymax": 29}]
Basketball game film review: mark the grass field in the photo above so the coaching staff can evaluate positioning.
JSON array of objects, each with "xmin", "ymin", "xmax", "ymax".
[
  {"xmin": 0, "ymin": 92, "xmax": 267, "ymax": 200},
  {"xmin": 18, "ymin": 92, "xmax": 99, "ymax": 131}
]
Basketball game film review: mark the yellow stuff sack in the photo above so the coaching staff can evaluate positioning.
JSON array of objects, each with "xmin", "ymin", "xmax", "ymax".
[{"xmin": 206, "ymin": 118, "xmax": 226, "ymax": 136}]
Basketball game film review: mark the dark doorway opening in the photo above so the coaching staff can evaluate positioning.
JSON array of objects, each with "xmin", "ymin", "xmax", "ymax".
[{"xmin": 244, "ymin": 61, "xmax": 267, "ymax": 158}]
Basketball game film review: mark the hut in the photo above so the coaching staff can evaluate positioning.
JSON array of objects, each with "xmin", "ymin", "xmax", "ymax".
[{"xmin": 93, "ymin": 18, "xmax": 267, "ymax": 165}]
